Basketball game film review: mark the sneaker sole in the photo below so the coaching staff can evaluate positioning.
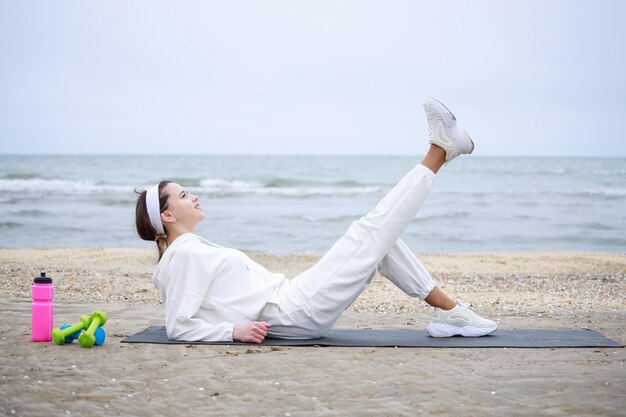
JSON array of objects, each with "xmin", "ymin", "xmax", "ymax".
[
  {"xmin": 424, "ymin": 97, "xmax": 456, "ymax": 127},
  {"xmin": 426, "ymin": 322, "xmax": 497, "ymax": 338},
  {"xmin": 463, "ymin": 130, "xmax": 475, "ymax": 154},
  {"xmin": 424, "ymin": 97, "xmax": 475, "ymax": 156}
]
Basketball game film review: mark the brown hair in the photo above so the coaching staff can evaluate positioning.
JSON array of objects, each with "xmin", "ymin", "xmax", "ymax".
[{"xmin": 135, "ymin": 180, "xmax": 173, "ymax": 261}]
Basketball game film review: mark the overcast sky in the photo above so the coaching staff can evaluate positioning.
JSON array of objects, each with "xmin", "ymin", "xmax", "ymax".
[{"xmin": 1, "ymin": 1, "xmax": 625, "ymax": 156}]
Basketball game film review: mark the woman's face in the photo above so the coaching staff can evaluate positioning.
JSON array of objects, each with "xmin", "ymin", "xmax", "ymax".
[{"xmin": 162, "ymin": 183, "xmax": 206, "ymax": 230}]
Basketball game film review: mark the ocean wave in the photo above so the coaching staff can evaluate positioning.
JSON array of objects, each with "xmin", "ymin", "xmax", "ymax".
[
  {"xmin": 0, "ymin": 221, "xmax": 22, "ymax": 229},
  {"xmin": 560, "ymin": 189, "xmax": 626, "ymax": 199},
  {"xmin": 573, "ymin": 222, "xmax": 617, "ymax": 231},
  {"xmin": 284, "ymin": 214, "xmax": 360, "ymax": 223},
  {"xmin": 263, "ymin": 178, "xmax": 369, "ymax": 188},
  {"xmin": 8, "ymin": 209, "xmax": 48, "ymax": 217},
  {"xmin": 541, "ymin": 233, "xmax": 626, "ymax": 245},
  {"xmin": 199, "ymin": 178, "xmax": 261, "ymax": 191},
  {"xmin": 197, "ymin": 177, "xmax": 383, "ymax": 197},
  {"xmin": 592, "ymin": 169, "xmax": 626, "ymax": 176},
  {"xmin": 0, "ymin": 177, "xmax": 382, "ymax": 198},
  {"xmin": 0, "ymin": 179, "xmax": 130, "ymax": 194},
  {"xmin": 435, "ymin": 188, "xmax": 626, "ymax": 199},
  {"xmin": 0, "ymin": 172, "xmax": 42, "ymax": 180},
  {"xmin": 165, "ymin": 177, "xmax": 203, "ymax": 187},
  {"xmin": 463, "ymin": 165, "xmax": 626, "ymax": 177},
  {"xmin": 566, "ymin": 189, "xmax": 626, "ymax": 199},
  {"xmin": 461, "ymin": 167, "xmax": 571, "ymax": 176},
  {"xmin": 101, "ymin": 197, "xmax": 136, "ymax": 206},
  {"xmin": 415, "ymin": 211, "xmax": 472, "ymax": 221},
  {"xmin": 1, "ymin": 177, "xmax": 625, "ymax": 201}
]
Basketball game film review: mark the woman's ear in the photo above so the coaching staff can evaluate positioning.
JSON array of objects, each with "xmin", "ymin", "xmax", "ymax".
[{"xmin": 160, "ymin": 211, "xmax": 175, "ymax": 225}]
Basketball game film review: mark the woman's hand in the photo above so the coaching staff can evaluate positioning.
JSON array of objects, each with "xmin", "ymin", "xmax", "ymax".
[{"xmin": 232, "ymin": 321, "xmax": 272, "ymax": 344}]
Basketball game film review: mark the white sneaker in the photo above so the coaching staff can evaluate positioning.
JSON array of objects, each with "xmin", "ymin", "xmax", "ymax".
[
  {"xmin": 423, "ymin": 97, "xmax": 474, "ymax": 162},
  {"xmin": 426, "ymin": 300, "xmax": 497, "ymax": 337}
]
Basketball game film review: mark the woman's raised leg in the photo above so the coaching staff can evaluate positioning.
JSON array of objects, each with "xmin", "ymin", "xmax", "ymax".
[
  {"xmin": 263, "ymin": 97, "xmax": 481, "ymax": 339},
  {"xmin": 264, "ymin": 148, "xmax": 444, "ymax": 338}
]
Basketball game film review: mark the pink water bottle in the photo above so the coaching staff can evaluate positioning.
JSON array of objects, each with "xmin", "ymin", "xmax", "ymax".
[{"xmin": 32, "ymin": 272, "xmax": 54, "ymax": 342}]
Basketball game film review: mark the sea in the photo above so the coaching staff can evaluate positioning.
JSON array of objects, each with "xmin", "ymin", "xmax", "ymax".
[{"xmin": 0, "ymin": 155, "xmax": 624, "ymax": 254}]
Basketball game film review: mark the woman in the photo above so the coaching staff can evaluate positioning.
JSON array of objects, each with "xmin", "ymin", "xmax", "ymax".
[{"xmin": 135, "ymin": 97, "xmax": 497, "ymax": 343}]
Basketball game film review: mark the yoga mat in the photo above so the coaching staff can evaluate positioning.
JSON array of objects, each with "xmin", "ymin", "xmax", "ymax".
[{"xmin": 121, "ymin": 326, "xmax": 624, "ymax": 348}]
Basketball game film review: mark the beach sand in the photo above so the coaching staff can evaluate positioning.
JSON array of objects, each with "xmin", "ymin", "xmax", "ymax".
[{"xmin": 0, "ymin": 249, "xmax": 624, "ymax": 416}]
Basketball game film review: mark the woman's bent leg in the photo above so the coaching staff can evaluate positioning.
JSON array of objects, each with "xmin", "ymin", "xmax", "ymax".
[
  {"xmin": 378, "ymin": 238, "xmax": 456, "ymax": 310},
  {"xmin": 377, "ymin": 238, "xmax": 437, "ymax": 301},
  {"xmin": 264, "ymin": 163, "xmax": 436, "ymax": 339}
]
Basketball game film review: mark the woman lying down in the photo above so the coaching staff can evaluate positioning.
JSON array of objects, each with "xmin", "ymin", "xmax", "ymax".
[{"xmin": 134, "ymin": 97, "xmax": 497, "ymax": 343}]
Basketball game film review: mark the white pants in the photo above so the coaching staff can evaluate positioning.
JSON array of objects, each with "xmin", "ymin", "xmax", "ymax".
[{"xmin": 261, "ymin": 164, "xmax": 438, "ymax": 339}]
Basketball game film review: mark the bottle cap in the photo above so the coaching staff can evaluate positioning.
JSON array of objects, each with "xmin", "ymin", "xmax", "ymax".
[{"xmin": 33, "ymin": 272, "xmax": 52, "ymax": 284}]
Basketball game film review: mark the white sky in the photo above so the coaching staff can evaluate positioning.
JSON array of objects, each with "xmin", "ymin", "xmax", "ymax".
[{"xmin": 1, "ymin": 1, "xmax": 625, "ymax": 156}]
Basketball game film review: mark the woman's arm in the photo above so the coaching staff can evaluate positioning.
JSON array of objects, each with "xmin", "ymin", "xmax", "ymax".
[
  {"xmin": 168, "ymin": 294, "xmax": 272, "ymax": 343},
  {"xmin": 164, "ymin": 249, "xmax": 235, "ymax": 341},
  {"xmin": 233, "ymin": 321, "xmax": 271, "ymax": 344},
  {"xmin": 166, "ymin": 293, "xmax": 234, "ymax": 341},
  {"xmin": 165, "ymin": 248, "xmax": 273, "ymax": 343}
]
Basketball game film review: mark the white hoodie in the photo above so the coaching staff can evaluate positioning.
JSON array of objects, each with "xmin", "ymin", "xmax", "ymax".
[{"xmin": 152, "ymin": 233, "xmax": 286, "ymax": 342}]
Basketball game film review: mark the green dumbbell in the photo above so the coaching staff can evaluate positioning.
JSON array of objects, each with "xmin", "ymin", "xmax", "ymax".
[
  {"xmin": 78, "ymin": 311, "xmax": 107, "ymax": 348},
  {"xmin": 51, "ymin": 315, "xmax": 91, "ymax": 345}
]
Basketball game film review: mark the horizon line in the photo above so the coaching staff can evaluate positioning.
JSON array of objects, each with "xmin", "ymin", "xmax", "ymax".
[
  {"xmin": 0, "ymin": 152, "xmax": 626, "ymax": 159},
  {"xmin": 1, "ymin": 152, "xmax": 626, "ymax": 158}
]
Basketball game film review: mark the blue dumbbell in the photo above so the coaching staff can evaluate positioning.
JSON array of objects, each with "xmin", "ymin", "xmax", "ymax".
[
  {"xmin": 59, "ymin": 324, "xmax": 105, "ymax": 346},
  {"xmin": 94, "ymin": 327, "xmax": 106, "ymax": 346},
  {"xmin": 59, "ymin": 324, "xmax": 82, "ymax": 344}
]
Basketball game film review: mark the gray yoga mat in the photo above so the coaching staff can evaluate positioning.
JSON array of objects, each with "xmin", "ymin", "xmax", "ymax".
[{"xmin": 121, "ymin": 326, "xmax": 623, "ymax": 348}]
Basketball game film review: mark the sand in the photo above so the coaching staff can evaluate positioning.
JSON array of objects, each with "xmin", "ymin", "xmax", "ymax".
[{"xmin": 0, "ymin": 249, "xmax": 625, "ymax": 416}]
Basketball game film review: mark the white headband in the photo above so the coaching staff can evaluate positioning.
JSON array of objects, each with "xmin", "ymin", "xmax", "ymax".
[{"xmin": 146, "ymin": 184, "xmax": 165, "ymax": 235}]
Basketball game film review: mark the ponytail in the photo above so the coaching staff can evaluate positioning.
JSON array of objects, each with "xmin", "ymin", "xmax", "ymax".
[
  {"xmin": 155, "ymin": 234, "xmax": 169, "ymax": 261},
  {"xmin": 135, "ymin": 180, "xmax": 173, "ymax": 261}
]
